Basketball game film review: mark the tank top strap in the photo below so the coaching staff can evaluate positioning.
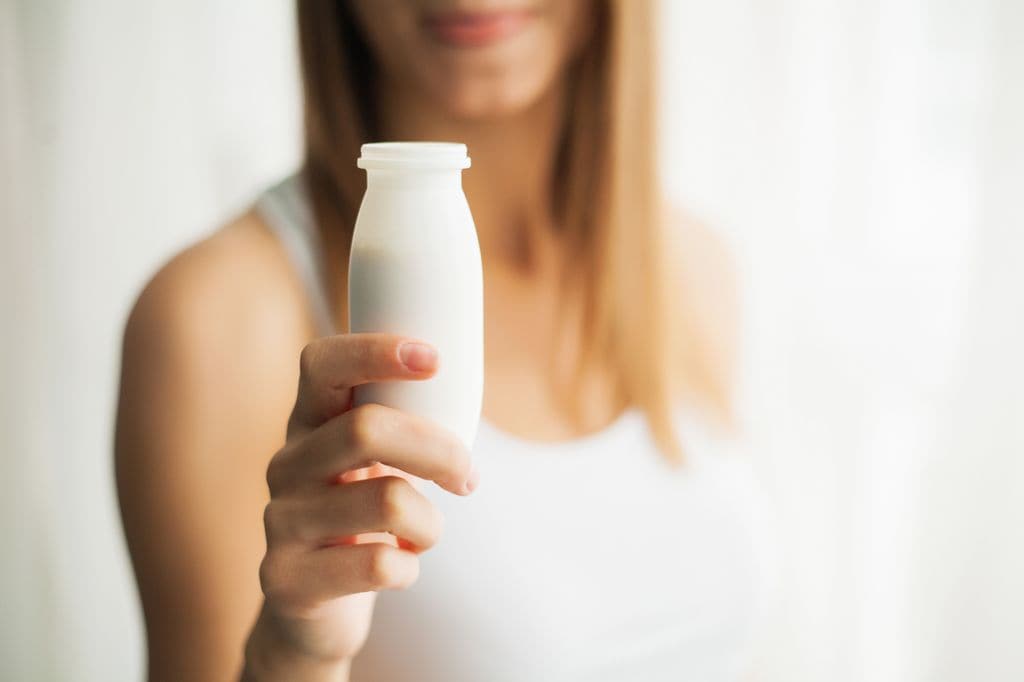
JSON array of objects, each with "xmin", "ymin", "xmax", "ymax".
[{"xmin": 255, "ymin": 173, "xmax": 338, "ymax": 337}]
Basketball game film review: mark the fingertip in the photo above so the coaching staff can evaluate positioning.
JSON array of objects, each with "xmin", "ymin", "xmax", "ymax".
[
  {"xmin": 462, "ymin": 465, "xmax": 480, "ymax": 495},
  {"xmin": 398, "ymin": 341, "xmax": 438, "ymax": 374},
  {"xmin": 467, "ymin": 465, "xmax": 480, "ymax": 493}
]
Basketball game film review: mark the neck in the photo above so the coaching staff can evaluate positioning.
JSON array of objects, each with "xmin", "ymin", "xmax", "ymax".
[{"xmin": 376, "ymin": 83, "xmax": 567, "ymax": 271}]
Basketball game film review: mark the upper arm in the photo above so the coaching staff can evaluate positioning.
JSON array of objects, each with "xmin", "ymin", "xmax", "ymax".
[{"xmin": 115, "ymin": 215, "xmax": 309, "ymax": 680}]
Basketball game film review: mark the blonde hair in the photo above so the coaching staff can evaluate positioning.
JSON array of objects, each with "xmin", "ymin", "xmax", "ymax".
[{"xmin": 296, "ymin": 0, "xmax": 728, "ymax": 460}]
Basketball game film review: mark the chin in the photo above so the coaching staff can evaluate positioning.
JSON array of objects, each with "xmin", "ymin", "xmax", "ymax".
[
  {"xmin": 418, "ymin": 48, "xmax": 565, "ymax": 121},
  {"xmin": 432, "ymin": 76, "xmax": 553, "ymax": 120}
]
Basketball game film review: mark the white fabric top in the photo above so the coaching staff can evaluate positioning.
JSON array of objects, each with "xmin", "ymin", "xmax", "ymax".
[{"xmin": 256, "ymin": 175, "xmax": 769, "ymax": 682}]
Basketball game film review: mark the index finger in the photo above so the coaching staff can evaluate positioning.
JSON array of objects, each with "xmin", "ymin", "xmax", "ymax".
[
  {"xmin": 276, "ymin": 404, "xmax": 477, "ymax": 496},
  {"xmin": 289, "ymin": 333, "xmax": 438, "ymax": 433}
]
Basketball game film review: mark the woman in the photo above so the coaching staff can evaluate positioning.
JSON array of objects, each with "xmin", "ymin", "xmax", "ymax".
[{"xmin": 116, "ymin": 1, "xmax": 762, "ymax": 680}]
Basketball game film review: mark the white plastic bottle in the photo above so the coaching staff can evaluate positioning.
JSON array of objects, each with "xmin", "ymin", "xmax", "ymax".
[{"xmin": 349, "ymin": 142, "xmax": 484, "ymax": 449}]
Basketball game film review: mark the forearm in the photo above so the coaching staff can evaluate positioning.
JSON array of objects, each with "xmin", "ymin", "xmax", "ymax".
[{"xmin": 240, "ymin": 605, "xmax": 351, "ymax": 682}]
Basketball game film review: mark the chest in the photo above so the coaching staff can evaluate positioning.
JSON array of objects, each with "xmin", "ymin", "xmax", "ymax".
[
  {"xmin": 481, "ymin": 268, "xmax": 622, "ymax": 441},
  {"xmin": 352, "ymin": 419, "xmax": 761, "ymax": 682}
]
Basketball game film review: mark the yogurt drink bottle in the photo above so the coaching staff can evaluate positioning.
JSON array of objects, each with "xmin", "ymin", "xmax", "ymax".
[{"xmin": 348, "ymin": 142, "xmax": 484, "ymax": 449}]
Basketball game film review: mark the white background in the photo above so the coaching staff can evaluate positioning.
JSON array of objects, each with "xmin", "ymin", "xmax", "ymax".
[{"xmin": 2, "ymin": 1, "xmax": 1022, "ymax": 680}]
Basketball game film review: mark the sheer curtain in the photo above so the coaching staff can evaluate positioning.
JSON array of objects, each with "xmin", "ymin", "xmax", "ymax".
[
  {"xmin": 661, "ymin": 2, "xmax": 1023, "ymax": 680},
  {"xmin": 1, "ymin": 2, "xmax": 301, "ymax": 679},
  {"xmin": 2, "ymin": 1, "xmax": 1021, "ymax": 680}
]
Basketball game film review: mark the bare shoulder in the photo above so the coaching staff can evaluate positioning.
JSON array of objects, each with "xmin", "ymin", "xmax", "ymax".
[
  {"xmin": 663, "ymin": 205, "xmax": 739, "ymax": 418},
  {"xmin": 126, "ymin": 209, "xmax": 311, "ymax": 353},
  {"xmin": 118, "ymin": 206, "xmax": 314, "ymax": 471}
]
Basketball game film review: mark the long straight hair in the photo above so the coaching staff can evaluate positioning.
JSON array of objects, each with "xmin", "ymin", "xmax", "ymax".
[{"xmin": 296, "ymin": 0, "xmax": 724, "ymax": 460}]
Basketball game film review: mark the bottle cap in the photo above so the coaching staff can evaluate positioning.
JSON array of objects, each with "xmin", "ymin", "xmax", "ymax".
[{"xmin": 357, "ymin": 142, "xmax": 471, "ymax": 170}]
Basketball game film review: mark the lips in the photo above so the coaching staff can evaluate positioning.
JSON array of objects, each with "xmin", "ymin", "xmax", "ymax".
[{"xmin": 423, "ymin": 9, "xmax": 535, "ymax": 48}]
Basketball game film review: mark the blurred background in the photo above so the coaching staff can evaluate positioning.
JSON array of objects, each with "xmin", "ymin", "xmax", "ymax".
[{"xmin": 2, "ymin": 0, "xmax": 1022, "ymax": 680}]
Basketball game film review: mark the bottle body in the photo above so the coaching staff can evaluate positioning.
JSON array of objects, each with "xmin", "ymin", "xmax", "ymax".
[{"xmin": 349, "ymin": 144, "xmax": 483, "ymax": 449}]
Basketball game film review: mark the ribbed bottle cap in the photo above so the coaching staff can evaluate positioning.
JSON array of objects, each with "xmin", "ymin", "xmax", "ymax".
[{"xmin": 357, "ymin": 142, "xmax": 471, "ymax": 170}]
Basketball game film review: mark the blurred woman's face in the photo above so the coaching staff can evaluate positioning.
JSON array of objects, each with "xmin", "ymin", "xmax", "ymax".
[{"xmin": 349, "ymin": 0, "xmax": 592, "ymax": 119}]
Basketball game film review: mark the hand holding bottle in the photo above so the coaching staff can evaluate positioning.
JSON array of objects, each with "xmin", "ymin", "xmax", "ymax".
[{"xmin": 242, "ymin": 334, "xmax": 477, "ymax": 680}]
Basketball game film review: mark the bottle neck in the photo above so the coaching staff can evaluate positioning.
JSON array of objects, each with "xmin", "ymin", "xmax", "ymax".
[{"xmin": 365, "ymin": 169, "xmax": 464, "ymax": 191}]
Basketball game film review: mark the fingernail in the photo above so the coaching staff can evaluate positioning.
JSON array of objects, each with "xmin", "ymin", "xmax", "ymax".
[
  {"xmin": 464, "ymin": 465, "xmax": 480, "ymax": 494},
  {"xmin": 398, "ymin": 342, "xmax": 437, "ymax": 372}
]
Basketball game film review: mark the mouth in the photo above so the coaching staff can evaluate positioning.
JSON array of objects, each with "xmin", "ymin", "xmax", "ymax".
[{"xmin": 423, "ymin": 9, "xmax": 536, "ymax": 48}]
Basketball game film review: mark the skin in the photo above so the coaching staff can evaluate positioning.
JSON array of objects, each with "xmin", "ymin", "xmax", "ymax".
[{"xmin": 115, "ymin": 1, "xmax": 736, "ymax": 680}]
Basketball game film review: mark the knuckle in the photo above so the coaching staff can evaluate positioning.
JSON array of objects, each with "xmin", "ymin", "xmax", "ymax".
[
  {"xmin": 298, "ymin": 341, "xmax": 321, "ymax": 380},
  {"xmin": 346, "ymin": 404, "xmax": 384, "ymax": 450},
  {"xmin": 265, "ymin": 454, "xmax": 286, "ymax": 494},
  {"xmin": 375, "ymin": 477, "xmax": 409, "ymax": 528},
  {"xmin": 415, "ymin": 503, "xmax": 443, "ymax": 550},
  {"xmin": 262, "ymin": 502, "xmax": 276, "ymax": 539},
  {"xmin": 262, "ymin": 501, "xmax": 287, "ymax": 543},
  {"xmin": 260, "ymin": 552, "xmax": 321, "ymax": 616},
  {"xmin": 258, "ymin": 555, "xmax": 290, "ymax": 603},
  {"xmin": 364, "ymin": 545, "xmax": 397, "ymax": 587}
]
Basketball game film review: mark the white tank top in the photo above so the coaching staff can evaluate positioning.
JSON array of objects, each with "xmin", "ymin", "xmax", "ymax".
[{"xmin": 257, "ymin": 174, "xmax": 768, "ymax": 682}]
